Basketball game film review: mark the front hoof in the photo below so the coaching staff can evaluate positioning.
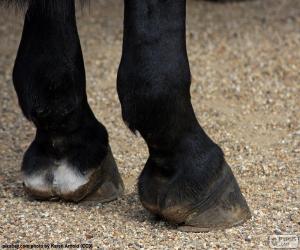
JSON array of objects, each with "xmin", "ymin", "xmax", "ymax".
[
  {"xmin": 177, "ymin": 163, "xmax": 251, "ymax": 232},
  {"xmin": 139, "ymin": 147, "xmax": 251, "ymax": 231},
  {"xmin": 23, "ymin": 147, "xmax": 124, "ymax": 203}
]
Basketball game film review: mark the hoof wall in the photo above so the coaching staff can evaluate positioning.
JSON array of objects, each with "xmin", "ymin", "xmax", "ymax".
[
  {"xmin": 23, "ymin": 146, "xmax": 124, "ymax": 203},
  {"xmin": 82, "ymin": 181, "xmax": 124, "ymax": 204},
  {"xmin": 177, "ymin": 163, "xmax": 251, "ymax": 232}
]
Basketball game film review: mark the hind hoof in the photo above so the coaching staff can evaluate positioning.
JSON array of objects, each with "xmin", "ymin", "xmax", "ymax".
[{"xmin": 23, "ymin": 147, "xmax": 124, "ymax": 203}]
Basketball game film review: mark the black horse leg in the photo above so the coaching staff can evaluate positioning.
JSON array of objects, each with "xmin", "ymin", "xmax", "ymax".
[
  {"xmin": 13, "ymin": 0, "xmax": 124, "ymax": 202},
  {"xmin": 117, "ymin": 0, "xmax": 251, "ymax": 231}
]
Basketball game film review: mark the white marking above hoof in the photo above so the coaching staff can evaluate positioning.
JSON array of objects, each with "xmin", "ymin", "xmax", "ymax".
[
  {"xmin": 23, "ymin": 161, "xmax": 90, "ymax": 197},
  {"xmin": 23, "ymin": 173, "xmax": 52, "ymax": 192},
  {"xmin": 53, "ymin": 162, "xmax": 89, "ymax": 194}
]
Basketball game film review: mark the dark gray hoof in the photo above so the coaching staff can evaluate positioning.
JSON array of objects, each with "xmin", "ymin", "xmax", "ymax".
[
  {"xmin": 139, "ymin": 158, "xmax": 251, "ymax": 232},
  {"xmin": 23, "ymin": 147, "xmax": 124, "ymax": 203},
  {"xmin": 177, "ymin": 163, "xmax": 251, "ymax": 232}
]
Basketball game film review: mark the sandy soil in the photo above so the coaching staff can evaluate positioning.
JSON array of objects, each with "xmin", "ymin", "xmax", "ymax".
[{"xmin": 0, "ymin": 0, "xmax": 299, "ymax": 249}]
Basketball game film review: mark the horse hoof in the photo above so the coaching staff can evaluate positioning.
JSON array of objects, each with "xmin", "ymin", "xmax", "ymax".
[
  {"xmin": 177, "ymin": 163, "xmax": 251, "ymax": 232},
  {"xmin": 23, "ymin": 147, "xmax": 124, "ymax": 203},
  {"xmin": 139, "ymin": 143, "xmax": 251, "ymax": 232}
]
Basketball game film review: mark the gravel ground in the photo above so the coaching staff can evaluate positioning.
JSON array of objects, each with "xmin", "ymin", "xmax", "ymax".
[{"xmin": 0, "ymin": 0, "xmax": 299, "ymax": 249}]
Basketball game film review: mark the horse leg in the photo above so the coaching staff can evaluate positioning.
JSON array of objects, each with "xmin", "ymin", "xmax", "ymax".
[
  {"xmin": 13, "ymin": 0, "xmax": 124, "ymax": 202},
  {"xmin": 117, "ymin": 0, "xmax": 251, "ymax": 231}
]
